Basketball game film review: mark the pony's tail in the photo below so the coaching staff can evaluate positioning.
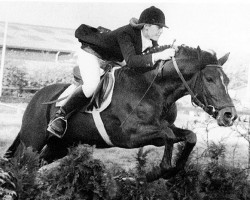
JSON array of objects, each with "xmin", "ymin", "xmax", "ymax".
[{"xmin": 3, "ymin": 134, "xmax": 21, "ymax": 160}]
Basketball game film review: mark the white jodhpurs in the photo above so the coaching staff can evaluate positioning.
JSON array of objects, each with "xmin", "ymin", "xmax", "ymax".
[{"xmin": 76, "ymin": 49, "xmax": 104, "ymax": 98}]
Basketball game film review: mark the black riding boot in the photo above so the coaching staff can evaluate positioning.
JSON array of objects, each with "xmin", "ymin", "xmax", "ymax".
[{"xmin": 47, "ymin": 86, "xmax": 90, "ymax": 138}]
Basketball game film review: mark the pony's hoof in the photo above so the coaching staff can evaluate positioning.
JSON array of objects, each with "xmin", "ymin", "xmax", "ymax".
[{"xmin": 161, "ymin": 167, "xmax": 178, "ymax": 180}]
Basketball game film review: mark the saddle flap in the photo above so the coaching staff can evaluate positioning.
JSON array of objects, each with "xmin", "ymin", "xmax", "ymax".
[{"xmin": 87, "ymin": 72, "xmax": 114, "ymax": 110}]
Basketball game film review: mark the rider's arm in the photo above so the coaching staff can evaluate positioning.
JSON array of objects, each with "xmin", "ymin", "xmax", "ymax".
[
  {"xmin": 117, "ymin": 32, "xmax": 175, "ymax": 68},
  {"xmin": 153, "ymin": 48, "xmax": 176, "ymax": 62},
  {"xmin": 117, "ymin": 32, "xmax": 155, "ymax": 68}
]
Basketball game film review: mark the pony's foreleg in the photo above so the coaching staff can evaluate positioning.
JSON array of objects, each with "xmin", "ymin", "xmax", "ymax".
[
  {"xmin": 124, "ymin": 122, "xmax": 177, "ymax": 182},
  {"xmin": 162, "ymin": 124, "xmax": 197, "ymax": 179},
  {"xmin": 145, "ymin": 122, "xmax": 177, "ymax": 182},
  {"xmin": 146, "ymin": 141, "xmax": 175, "ymax": 182},
  {"xmin": 122, "ymin": 124, "xmax": 171, "ymax": 148}
]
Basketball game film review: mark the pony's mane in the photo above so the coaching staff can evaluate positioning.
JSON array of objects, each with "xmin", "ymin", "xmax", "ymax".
[
  {"xmin": 177, "ymin": 45, "xmax": 218, "ymax": 65},
  {"xmin": 177, "ymin": 45, "xmax": 198, "ymax": 58}
]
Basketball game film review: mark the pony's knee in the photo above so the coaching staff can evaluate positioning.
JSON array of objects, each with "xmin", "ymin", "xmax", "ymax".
[
  {"xmin": 160, "ymin": 121, "xmax": 176, "ymax": 142},
  {"xmin": 162, "ymin": 129, "xmax": 176, "ymax": 143}
]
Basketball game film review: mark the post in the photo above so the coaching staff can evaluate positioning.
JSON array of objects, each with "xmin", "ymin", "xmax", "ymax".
[
  {"xmin": 0, "ymin": 21, "xmax": 8, "ymax": 97},
  {"xmin": 247, "ymin": 66, "xmax": 250, "ymax": 108},
  {"xmin": 55, "ymin": 51, "xmax": 60, "ymax": 67},
  {"xmin": 248, "ymin": 115, "xmax": 250, "ymax": 170}
]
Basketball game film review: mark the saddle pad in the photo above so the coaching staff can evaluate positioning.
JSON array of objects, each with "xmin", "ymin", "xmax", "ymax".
[{"xmin": 56, "ymin": 66, "xmax": 120, "ymax": 113}]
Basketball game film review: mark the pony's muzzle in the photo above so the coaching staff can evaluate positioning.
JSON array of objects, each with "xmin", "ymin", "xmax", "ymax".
[{"xmin": 217, "ymin": 106, "xmax": 237, "ymax": 127}]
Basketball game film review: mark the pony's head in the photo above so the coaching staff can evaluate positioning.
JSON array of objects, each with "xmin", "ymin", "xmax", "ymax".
[{"xmin": 162, "ymin": 45, "xmax": 237, "ymax": 126}]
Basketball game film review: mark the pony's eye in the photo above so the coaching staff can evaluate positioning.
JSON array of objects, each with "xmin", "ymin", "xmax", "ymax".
[{"xmin": 206, "ymin": 77, "xmax": 213, "ymax": 82}]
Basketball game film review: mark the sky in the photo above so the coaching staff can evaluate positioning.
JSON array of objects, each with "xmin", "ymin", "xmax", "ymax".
[{"xmin": 0, "ymin": 0, "xmax": 250, "ymax": 56}]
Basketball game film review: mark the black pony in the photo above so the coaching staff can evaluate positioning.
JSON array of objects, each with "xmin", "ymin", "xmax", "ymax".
[{"xmin": 4, "ymin": 45, "xmax": 237, "ymax": 182}]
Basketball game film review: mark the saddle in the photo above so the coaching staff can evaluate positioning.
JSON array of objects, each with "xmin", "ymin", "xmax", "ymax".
[{"xmin": 73, "ymin": 64, "xmax": 114, "ymax": 110}]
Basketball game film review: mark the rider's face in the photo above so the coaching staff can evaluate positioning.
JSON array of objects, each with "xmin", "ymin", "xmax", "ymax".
[{"xmin": 145, "ymin": 24, "xmax": 163, "ymax": 41}]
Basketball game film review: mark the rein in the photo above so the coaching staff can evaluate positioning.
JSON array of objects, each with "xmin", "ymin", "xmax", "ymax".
[{"xmin": 171, "ymin": 57, "xmax": 209, "ymax": 112}]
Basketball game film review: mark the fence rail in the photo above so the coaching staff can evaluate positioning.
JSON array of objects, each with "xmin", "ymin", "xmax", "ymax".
[
  {"xmin": 2, "ymin": 86, "xmax": 41, "ymax": 92},
  {"xmin": 0, "ymin": 102, "xmax": 25, "ymax": 116},
  {"xmin": 0, "ymin": 102, "xmax": 25, "ymax": 110}
]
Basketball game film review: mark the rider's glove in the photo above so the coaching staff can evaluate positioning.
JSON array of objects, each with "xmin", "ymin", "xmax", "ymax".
[{"xmin": 153, "ymin": 48, "xmax": 176, "ymax": 63}]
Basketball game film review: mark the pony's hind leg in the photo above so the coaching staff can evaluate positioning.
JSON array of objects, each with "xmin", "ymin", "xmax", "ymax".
[
  {"xmin": 39, "ymin": 137, "xmax": 69, "ymax": 163},
  {"xmin": 3, "ymin": 134, "xmax": 21, "ymax": 160}
]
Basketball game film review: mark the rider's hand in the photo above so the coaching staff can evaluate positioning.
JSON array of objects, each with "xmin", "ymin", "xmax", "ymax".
[{"xmin": 153, "ymin": 48, "xmax": 176, "ymax": 62}]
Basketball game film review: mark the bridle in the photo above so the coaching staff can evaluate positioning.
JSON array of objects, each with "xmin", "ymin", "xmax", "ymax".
[{"xmin": 170, "ymin": 57, "xmax": 234, "ymax": 118}]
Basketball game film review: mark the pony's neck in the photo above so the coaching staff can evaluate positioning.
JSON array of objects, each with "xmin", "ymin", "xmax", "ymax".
[
  {"xmin": 163, "ymin": 81, "xmax": 188, "ymax": 107},
  {"xmin": 142, "ymin": 72, "xmax": 187, "ymax": 108},
  {"xmin": 155, "ymin": 61, "xmax": 200, "ymax": 108}
]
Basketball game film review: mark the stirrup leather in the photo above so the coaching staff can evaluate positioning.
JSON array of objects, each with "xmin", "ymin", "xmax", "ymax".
[{"xmin": 47, "ymin": 116, "xmax": 68, "ymax": 138}]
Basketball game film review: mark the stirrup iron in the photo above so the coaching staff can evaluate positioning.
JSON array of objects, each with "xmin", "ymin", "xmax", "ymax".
[{"xmin": 47, "ymin": 117, "xmax": 68, "ymax": 138}]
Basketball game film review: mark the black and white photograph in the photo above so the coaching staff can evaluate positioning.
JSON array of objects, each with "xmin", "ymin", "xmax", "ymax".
[{"xmin": 0, "ymin": 0, "xmax": 249, "ymax": 199}]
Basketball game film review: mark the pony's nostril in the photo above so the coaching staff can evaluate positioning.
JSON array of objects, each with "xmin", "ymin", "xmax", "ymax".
[{"xmin": 224, "ymin": 112, "xmax": 232, "ymax": 119}]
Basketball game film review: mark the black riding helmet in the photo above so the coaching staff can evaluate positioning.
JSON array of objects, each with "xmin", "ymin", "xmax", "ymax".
[{"xmin": 138, "ymin": 6, "xmax": 168, "ymax": 28}]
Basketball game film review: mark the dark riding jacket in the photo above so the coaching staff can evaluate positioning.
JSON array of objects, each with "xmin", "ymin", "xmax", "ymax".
[{"xmin": 75, "ymin": 24, "xmax": 158, "ymax": 68}]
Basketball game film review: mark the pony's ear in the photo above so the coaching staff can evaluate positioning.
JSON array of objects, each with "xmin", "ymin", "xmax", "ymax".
[
  {"xmin": 218, "ymin": 52, "xmax": 230, "ymax": 66},
  {"xmin": 197, "ymin": 46, "xmax": 202, "ymax": 62}
]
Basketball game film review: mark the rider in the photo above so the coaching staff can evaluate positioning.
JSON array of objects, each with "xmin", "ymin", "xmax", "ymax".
[{"xmin": 47, "ymin": 6, "xmax": 176, "ymax": 138}]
